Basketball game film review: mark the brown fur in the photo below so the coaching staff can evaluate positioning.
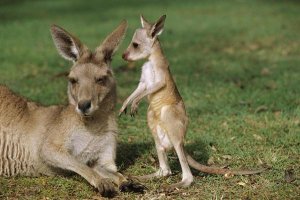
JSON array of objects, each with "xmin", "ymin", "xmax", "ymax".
[
  {"xmin": 0, "ymin": 21, "xmax": 144, "ymax": 197},
  {"xmin": 120, "ymin": 15, "xmax": 265, "ymax": 192}
]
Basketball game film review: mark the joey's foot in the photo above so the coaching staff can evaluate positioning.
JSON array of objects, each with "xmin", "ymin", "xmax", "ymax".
[
  {"xmin": 97, "ymin": 178, "xmax": 117, "ymax": 197},
  {"xmin": 119, "ymin": 178, "xmax": 146, "ymax": 194},
  {"xmin": 136, "ymin": 169, "xmax": 172, "ymax": 181},
  {"xmin": 157, "ymin": 181, "xmax": 192, "ymax": 193}
]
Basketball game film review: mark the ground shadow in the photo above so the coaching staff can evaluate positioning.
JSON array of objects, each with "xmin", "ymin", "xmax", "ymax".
[
  {"xmin": 116, "ymin": 137, "xmax": 211, "ymax": 176},
  {"xmin": 116, "ymin": 141, "xmax": 153, "ymax": 171}
]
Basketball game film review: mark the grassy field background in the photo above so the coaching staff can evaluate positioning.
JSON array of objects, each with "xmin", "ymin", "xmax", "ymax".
[{"xmin": 0, "ymin": 0, "xmax": 299, "ymax": 199}]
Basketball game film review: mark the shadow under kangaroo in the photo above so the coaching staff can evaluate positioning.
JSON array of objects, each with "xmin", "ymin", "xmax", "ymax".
[
  {"xmin": 116, "ymin": 141, "xmax": 153, "ymax": 171},
  {"xmin": 116, "ymin": 138, "xmax": 210, "ymax": 176}
]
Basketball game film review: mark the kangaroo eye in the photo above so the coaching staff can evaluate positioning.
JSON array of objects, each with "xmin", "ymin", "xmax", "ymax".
[
  {"xmin": 96, "ymin": 77, "xmax": 106, "ymax": 85},
  {"xmin": 132, "ymin": 42, "xmax": 139, "ymax": 48},
  {"xmin": 69, "ymin": 78, "xmax": 78, "ymax": 85}
]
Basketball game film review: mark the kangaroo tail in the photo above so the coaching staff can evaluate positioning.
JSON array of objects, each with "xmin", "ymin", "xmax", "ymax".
[{"xmin": 185, "ymin": 152, "xmax": 266, "ymax": 175}]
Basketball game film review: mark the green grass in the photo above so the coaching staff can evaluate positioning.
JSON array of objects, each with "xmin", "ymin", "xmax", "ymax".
[{"xmin": 0, "ymin": 0, "xmax": 299, "ymax": 199}]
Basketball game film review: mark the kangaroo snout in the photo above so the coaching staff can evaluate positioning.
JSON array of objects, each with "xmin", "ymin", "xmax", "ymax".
[
  {"xmin": 122, "ymin": 52, "xmax": 129, "ymax": 60},
  {"xmin": 77, "ymin": 100, "xmax": 92, "ymax": 114}
]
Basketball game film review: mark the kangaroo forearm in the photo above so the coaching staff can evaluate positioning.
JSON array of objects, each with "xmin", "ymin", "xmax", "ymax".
[
  {"xmin": 94, "ymin": 166, "xmax": 126, "ymax": 186},
  {"xmin": 125, "ymin": 83, "xmax": 146, "ymax": 104},
  {"xmin": 134, "ymin": 81, "xmax": 165, "ymax": 102},
  {"xmin": 42, "ymin": 147, "xmax": 102, "ymax": 187}
]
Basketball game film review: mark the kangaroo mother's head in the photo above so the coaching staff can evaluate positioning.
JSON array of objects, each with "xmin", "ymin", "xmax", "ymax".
[{"xmin": 51, "ymin": 21, "xmax": 127, "ymax": 117}]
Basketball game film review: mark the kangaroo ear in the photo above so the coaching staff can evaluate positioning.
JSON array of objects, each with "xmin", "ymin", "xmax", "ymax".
[
  {"xmin": 140, "ymin": 15, "xmax": 151, "ymax": 30},
  {"xmin": 150, "ymin": 15, "xmax": 166, "ymax": 38},
  {"xmin": 96, "ymin": 20, "xmax": 128, "ymax": 63},
  {"xmin": 50, "ymin": 25, "xmax": 84, "ymax": 62}
]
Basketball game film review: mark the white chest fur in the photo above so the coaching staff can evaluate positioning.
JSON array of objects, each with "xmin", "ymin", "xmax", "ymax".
[
  {"xmin": 141, "ymin": 61, "xmax": 163, "ymax": 89},
  {"xmin": 69, "ymin": 128, "xmax": 108, "ymax": 162}
]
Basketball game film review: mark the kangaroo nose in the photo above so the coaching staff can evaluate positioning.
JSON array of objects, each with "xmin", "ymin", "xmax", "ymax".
[
  {"xmin": 122, "ymin": 52, "xmax": 128, "ymax": 60},
  {"xmin": 78, "ymin": 100, "xmax": 91, "ymax": 113}
]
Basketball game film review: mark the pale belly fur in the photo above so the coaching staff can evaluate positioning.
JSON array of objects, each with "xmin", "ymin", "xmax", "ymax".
[
  {"xmin": 69, "ymin": 127, "xmax": 116, "ymax": 167},
  {"xmin": 156, "ymin": 125, "xmax": 173, "ymax": 151},
  {"xmin": 142, "ymin": 62, "xmax": 174, "ymax": 151}
]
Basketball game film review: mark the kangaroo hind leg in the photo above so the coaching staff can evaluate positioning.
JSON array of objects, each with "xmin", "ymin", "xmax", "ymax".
[
  {"xmin": 159, "ymin": 106, "xmax": 193, "ymax": 192},
  {"xmin": 137, "ymin": 126, "xmax": 172, "ymax": 181}
]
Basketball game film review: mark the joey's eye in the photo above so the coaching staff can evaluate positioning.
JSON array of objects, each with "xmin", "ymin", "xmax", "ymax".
[
  {"xmin": 96, "ymin": 77, "xmax": 107, "ymax": 85},
  {"xmin": 132, "ymin": 42, "xmax": 139, "ymax": 48},
  {"xmin": 69, "ymin": 78, "xmax": 78, "ymax": 85}
]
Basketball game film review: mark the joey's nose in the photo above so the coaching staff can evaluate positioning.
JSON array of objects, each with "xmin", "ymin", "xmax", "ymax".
[
  {"xmin": 78, "ymin": 100, "xmax": 91, "ymax": 114},
  {"xmin": 122, "ymin": 52, "xmax": 128, "ymax": 60}
]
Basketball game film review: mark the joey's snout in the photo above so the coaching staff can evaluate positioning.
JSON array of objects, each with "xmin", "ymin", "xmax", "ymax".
[
  {"xmin": 77, "ymin": 100, "xmax": 92, "ymax": 116},
  {"xmin": 122, "ymin": 51, "xmax": 129, "ymax": 61}
]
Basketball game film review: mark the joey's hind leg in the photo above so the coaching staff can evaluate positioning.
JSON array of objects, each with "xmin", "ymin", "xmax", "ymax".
[
  {"xmin": 159, "ymin": 142, "xmax": 193, "ymax": 192},
  {"xmin": 159, "ymin": 106, "xmax": 193, "ymax": 192},
  {"xmin": 137, "ymin": 138, "xmax": 172, "ymax": 181},
  {"xmin": 136, "ymin": 110, "xmax": 172, "ymax": 181}
]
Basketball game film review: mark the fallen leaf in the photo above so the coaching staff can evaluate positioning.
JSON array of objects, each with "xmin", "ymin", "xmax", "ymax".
[
  {"xmin": 230, "ymin": 136, "xmax": 236, "ymax": 141},
  {"xmin": 255, "ymin": 105, "xmax": 268, "ymax": 113},
  {"xmin": 284, "ymin": 168, "xmax": 296, "ymax": 183},
  {"xmin": 237, "ymin": 181, "xmax": 246, "ymax": 187},
  {"xmin": 127, "ymin": 136, "xmax": 134, "ymax": 143},
  {"xmin": 211, "ymin": 146, "xmax": 217, "ymax": 152},
  {"xmin": 224, "ymin": 173, "xmax": 234, "ymax": 179},
  {"xmin": 253, "ymin": 134, "xmax": 263, "ymax": 141},
  {"xmin": 207, "ymin": 157, "xmax": 215, "ymax": 166},
  {"xmin": 223, "ymin": 47, "xmax": 235, "ymax": 54},
  {"xmin": 91, "ymin": 195, "xmax": 104, "ymax": 200},
  {"xmin": 233, "ymin": 79, "xmax": 245, "ymax": 89},
  {"xmin": 248, "ymin": 43, "xmax": 259, "ymax": 51},
  {"xmin": 209, "ymin": 142, "xmax": 217, "ymax": 152},
  {"xmin": 273, "ymin": 111, "xmax": 281, "ymax": 118},
  {"xmin": 257, "ymin": 157, "xmax": 264, "ymax": 165},
  {"xmin": 265, "ymin": 81, "xmax": 277, "ymax": 90},
  {"xmin": 222, "ymin": 155, "xmax": 232, "ymax": 160},
  {"xmin": 148, "ymin": 155, "xmax": 156, "ymax": 163},
  {"xmin": 260, "ymin": 68, "xmax": 271, "ymax": 76},
  {"xmin": 239, "ymin": 101, "xmax": 251, "ymax": 106},
  {"xmin": 222, "ymin": 121, "xmax": 228, "ymax": 129}
]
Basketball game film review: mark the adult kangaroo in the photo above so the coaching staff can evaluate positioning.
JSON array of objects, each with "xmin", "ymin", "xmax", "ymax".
[{"xmin": 0, "ymin": 21, "xmax": 143, "ymax": 197}]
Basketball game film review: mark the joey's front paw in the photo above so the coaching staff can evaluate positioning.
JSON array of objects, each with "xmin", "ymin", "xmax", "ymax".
[
  {"xmin": 119, "ymin": 178, "xmax": 146, "ymax": 194},
  {"xmin": 119, "ymin": 105, "xmax": 128, "ymax": 117},
  {"xmin": 130, "ymin": 101, "xmax": 139, "ymax": 117},
  {"xmin": 97, "ymin": 178, "xmax": 117, "ymax": 197}
]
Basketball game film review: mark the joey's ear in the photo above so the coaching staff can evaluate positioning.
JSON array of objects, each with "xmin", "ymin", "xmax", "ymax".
[
  {"xmin": 96, "ymin": 20, "xmax": 128, "ymax": 63},
  {"xmin": 50, "ymin": 25, "xmax": 84, "ymax": 62},
  {"xmin": 140, "ymin": 15, "xmax": 151, "ymax": 30},
  {"xmin": 150, "ymin": 15, "xmax": 166, "ymax": 38}
]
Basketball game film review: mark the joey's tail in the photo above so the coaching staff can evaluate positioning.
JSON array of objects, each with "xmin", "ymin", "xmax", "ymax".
[{"xmin": 185, "ymin": 152, "xmax": 266, "ymax": 175}]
